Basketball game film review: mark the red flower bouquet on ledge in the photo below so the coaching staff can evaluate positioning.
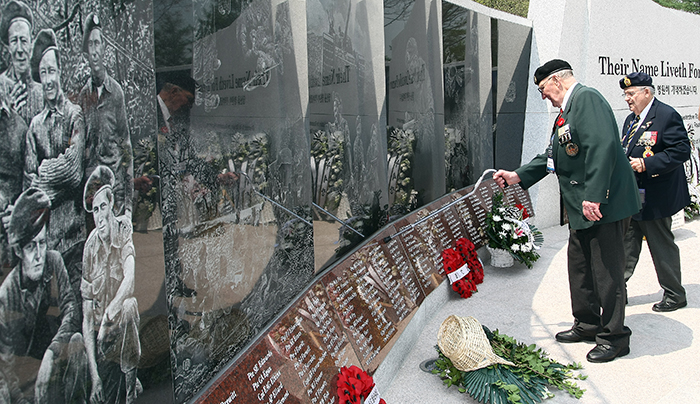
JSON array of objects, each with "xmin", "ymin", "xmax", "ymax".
[
  {"xmin": 337, "ymin": 365, "xmax": 386, "ymax": 404},
  {"xmin": 442, "ymin": 237, "xmax": 484, "ymax": 298}
]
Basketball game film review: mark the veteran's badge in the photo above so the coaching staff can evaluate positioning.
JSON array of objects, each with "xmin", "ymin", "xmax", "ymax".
[
  {"xmin": 643, "ymin": 147, "xmax": 654, "ymax": 157},
  {"xmin": 565, "ymin": 143, "xmax": 579, "ymax": 157}
]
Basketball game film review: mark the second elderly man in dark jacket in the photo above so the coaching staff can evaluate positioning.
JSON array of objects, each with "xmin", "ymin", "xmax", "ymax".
[{"xmin": 619, "ymin": 72, "xmax": 690, "ymax": 312}]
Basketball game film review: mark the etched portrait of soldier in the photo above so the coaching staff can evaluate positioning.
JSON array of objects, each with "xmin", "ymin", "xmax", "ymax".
[
  {"xmin": 0, "ymin": 0, "xmax": 43, "ymax": 124},
  {"xmin": 0, "ymin": 187, "xmax": 85, "ymax": 403},
  {"xmin": 81, "ymin": 165, "xmax": 141, "ymax": 404},
  {"xmin": 23, "ymin": 28, "xmax": 86, "ymax": 299},
  {"xmin": 78, "ymin": 12, "xmax": 133, "ymax": 220}
]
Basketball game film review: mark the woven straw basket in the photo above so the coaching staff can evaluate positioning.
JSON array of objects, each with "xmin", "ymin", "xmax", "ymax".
[{"xmin": 437, "ymin": 315, "xmax": 514, "ymax": 372}]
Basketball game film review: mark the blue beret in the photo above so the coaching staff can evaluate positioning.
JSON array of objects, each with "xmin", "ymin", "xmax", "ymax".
[
  {"xmin": 620, "ymin": 72, "xmax": 653, "ymax": 89},
  {"xmin": 0, "ymin": 1, "xmax": 32, "ymax": 46},
  {"xmin": 9, "ymin": 187, "xmax": 50, "ymax": 248}
]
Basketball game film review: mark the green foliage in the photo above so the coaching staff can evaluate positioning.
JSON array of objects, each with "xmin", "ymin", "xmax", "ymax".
[
  {"xmin": 433, "ymin": 326, "xmax": 586, "ymax": 404},
  {"xmin": 653, "ymin": 0, "xmax": 700, "ymax": 14},
  {"xmin": 471, "ymin": 0, "xmax": 530, "ymax": 18}
]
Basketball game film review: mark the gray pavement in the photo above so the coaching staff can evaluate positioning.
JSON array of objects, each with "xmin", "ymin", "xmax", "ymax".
[{"xmin": 381, "ymin": 218, "xmax": 700, "ymax": 404}]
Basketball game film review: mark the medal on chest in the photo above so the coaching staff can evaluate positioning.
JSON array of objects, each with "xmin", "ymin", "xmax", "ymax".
[
  {"xmin": 639, "ymin": 131, "xmax": 657, "ymax": 157},
  {"xmin": 565, "ymin": 143, "xmax": 579, "ymax": 156}
]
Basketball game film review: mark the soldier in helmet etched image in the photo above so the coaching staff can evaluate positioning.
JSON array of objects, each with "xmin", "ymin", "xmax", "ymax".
[
  {"xmin": 23, "ymin": 28, "xmax": 86, "ymax": 306},
  {"xmin": 0, "ymin": 187, "xmax": 86, "ymax": 403},
  {"xmin": 78, "ymin": 12, "xmax": 133, "ymax": 222},
  {"xmin": 0, "ymin": 0, "xmax": 43, "ymax": 124},
  {"xmin": 81, "ymin": 165, "xmax": 141, "ymax": 404}
]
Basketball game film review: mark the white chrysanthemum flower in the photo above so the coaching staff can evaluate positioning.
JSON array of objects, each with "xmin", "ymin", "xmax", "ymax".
[
  {"xmin": 511, "ymin": 244, "xmax": 520, "ymax": 251},
  {"xmin": 499, "ymin": 231, "xmax": 508, "ymax": 238},
  {"xmin": 501, "ymin": 223, "xmax": 510, "ymax": 231},
  {"xmin": 498, "ymin": 207, "xmax": 506, "ymax": 214},
  {"xmin": 522, "ymin": 243, "xmax": 532, "ymax": 252},
  {"xmin": 493, "ymin": 215, "xmax": 502, "ymax": 222}
]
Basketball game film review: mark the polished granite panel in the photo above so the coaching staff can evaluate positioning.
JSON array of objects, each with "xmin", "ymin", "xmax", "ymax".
[
  {"xmin": 307, "ymin": 0, "xmax": 389, "ymax": 269},
  {"xmin": 443, "ymin": 1, "xmax": 470, "ymax": 191},
  {"xmin": 462, "ymin": 6, "xmax": 494, "ymax": 186},
  {"xmin": 386, "ymin": 0, "xmax": 445, "ymax": 205},
  {"xmin": 159, "ymin": 1, "xmax": 316, "ymax": 401},
  {"xmin": 494, "ymin": 18, "xmax": 533, "ymax": 171}
]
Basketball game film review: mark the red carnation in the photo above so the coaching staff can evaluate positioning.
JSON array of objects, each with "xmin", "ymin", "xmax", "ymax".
[{"xmin": 516, "ymin": 203, "xmax": 530, "ymax": 219}]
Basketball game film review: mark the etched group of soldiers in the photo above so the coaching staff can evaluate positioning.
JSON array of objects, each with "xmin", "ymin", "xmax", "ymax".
[{"xmin": 0, "ymin": 1, "xmax": 140, "ymax": 403}]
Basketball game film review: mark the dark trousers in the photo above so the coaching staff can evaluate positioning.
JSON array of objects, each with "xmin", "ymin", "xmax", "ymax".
[
  {"xmin": 568, "ymin": 218, "xmax": 631, "ymax": 347},
  {"xmin": 624, "ymin": 216, "xmax": 686, "ymax": 304}
]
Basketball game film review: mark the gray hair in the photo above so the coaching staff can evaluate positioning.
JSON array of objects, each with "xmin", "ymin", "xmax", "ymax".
[{"xmin": 554, "ymin": 69, "xmax": 574, "ymax": 80}]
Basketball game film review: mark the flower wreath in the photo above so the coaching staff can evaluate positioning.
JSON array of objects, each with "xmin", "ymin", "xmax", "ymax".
[
  {"xmin": 337, "ymin": 365, "xmax": 386, "ymax": 404},
  {"xmin": 442, "ymin": 238, "xmax": 484, "ymax": 299}
]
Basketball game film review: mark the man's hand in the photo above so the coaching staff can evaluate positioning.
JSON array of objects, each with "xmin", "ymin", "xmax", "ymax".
[
  {"xmin": 582, "ymin": 200, "xmax": 602, "ymax": 221},
  {"xmin": 493, "ymin": 170, "xmax": 521, "ymax": 188},
  {"xmin": 629, "ymin": 157, "xmax": 646, "ymax": 173},
  {"xmin": 89, "ymin": 375, "xmax": 104, "ymax": 404}
]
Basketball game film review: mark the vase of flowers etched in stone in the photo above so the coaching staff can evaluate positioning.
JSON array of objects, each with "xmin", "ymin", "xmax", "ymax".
[{"xmin": 484, "ymin": 192, "xmax": 543, "ymax": 268}]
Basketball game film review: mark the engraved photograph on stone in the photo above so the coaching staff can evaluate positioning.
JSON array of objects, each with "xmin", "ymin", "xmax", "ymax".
[
  {"xmin": 0, "ymin": 187, "xmax": 86, "ymax": 402},
  {"xmin": 158, "ymin": 1, "xmax": 316, "ymax": 401},
  {"xmin": 0, "ymin": 0, "xmax": 167, "ymax": 402},
  {"xmin": 307, "ymin": 0, "xmax": 388, "ymax": 268},
  {"xmin": 442, "ymin": 3, "xmax": 493, "ymax": 190},
  {"xmin": 442, "ymin": 1, "xmax": 469, "ymax": 191},
  {"xmin": 82, "ymin": 165, "xmax": 141, "ymax": 404},
  {"xmin": 385, "ymin": 0, "xmax": 445, "ymax": 205}
]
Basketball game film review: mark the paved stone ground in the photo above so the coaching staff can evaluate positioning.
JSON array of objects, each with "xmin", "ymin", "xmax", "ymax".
[{"xmin": 382, "ymin": 218, "xmax": 700, "ymax": 404}]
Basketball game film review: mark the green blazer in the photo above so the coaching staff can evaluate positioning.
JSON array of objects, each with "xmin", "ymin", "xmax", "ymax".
[{"xmin": 516, "ymin": 84, "xmax": 641, "ymax": 230}]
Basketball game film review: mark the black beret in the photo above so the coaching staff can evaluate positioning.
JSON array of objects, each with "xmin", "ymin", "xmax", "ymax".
[
  {"xmin": 30, "ymin": 29, "xmax": 58, "ymax": 83},
  {"xmin": 82, "ymin": 13, "xmax": 102, "ymax": 53},
  {"xmin": 0, "ymin": 1, "xmax": 32, "ymax": 46},
  {"xmin": 9, "ymin": 187, "xmax": 50, "ymax": 248},
  {"xmin": 620, "ymin": 72, "xmax": 653, "ymax": 89},
  {"xmin": 84, "ymin": 165, "xmax": 115, "ymax": 212},
  {"xmin": 534, "ymin": 59, "xmax": 572, "ymax": 85}
]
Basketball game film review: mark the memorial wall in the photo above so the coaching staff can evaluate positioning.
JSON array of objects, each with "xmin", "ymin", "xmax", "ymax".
[{"xmin": 0, "ymin": 0, "xmax": 539, "ymax": 402}]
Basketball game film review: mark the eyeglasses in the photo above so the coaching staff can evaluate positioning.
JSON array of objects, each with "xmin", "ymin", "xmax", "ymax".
[
  {"xmin": 538, "ymin": 75, "xmax": 554, "ymax": 94},
  {"xmin": 622, "ymin": 88, "xmax": 643, "ymax": 98}
]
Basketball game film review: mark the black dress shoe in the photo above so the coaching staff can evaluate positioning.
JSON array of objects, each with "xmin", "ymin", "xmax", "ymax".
[
  {"xmin": 652, "ymin": 300, "xmax": 687, "ymax": 312},
  {"xmin": 555, "ymin": 329, "xmax": 596, "ymax": 343},
  {"xmin": 586, "ymin": 344, "xmax": 630, "ymax": 363}
]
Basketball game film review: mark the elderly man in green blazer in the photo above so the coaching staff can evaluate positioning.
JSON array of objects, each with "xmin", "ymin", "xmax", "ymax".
[{"xmin": 494, "ymin": 59, "xmax": 641, "ymax": 363}]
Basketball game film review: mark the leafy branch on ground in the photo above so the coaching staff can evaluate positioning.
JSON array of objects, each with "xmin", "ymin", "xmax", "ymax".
[{"xmin": 432, "ymin": 326, "xmax": 586, "ymax": 404}]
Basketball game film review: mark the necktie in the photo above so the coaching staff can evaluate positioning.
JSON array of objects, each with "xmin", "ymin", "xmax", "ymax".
[{"xmin": 621, "ymin": 115, "xmax": 640, "ymax": 149}]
